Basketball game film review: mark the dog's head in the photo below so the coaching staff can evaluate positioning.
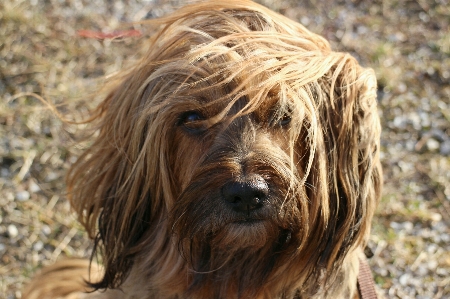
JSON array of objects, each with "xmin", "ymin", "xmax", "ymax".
[{"xmin": 67, "ymin": 1, "xmax": 381, "ymax": 297}]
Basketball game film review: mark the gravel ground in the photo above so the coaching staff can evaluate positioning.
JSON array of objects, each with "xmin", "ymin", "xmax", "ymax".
[{"xmin": 1, "ymin": 0, "xmax": 449, "ymax": 298}]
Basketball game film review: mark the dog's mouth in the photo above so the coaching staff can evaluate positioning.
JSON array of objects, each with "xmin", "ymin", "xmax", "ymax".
[
  {"xmin": 225, "ymin": 217, "xmax": 267, "ymax": 230},
  {"xmin": 233, "ymin": 218, "xmax": 265, "ymax": 225},
  {"xmin": 210, "ymin": 217, "xmax": 289, "ymax": 251}
]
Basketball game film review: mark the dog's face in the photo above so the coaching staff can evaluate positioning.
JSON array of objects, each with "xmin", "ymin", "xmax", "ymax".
[{"xmin": 67, "ymin": 1, "xmax": 381, "ymax": 298}]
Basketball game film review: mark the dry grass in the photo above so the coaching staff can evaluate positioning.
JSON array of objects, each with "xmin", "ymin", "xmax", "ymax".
[{"xmin": 1, "ymin": 0, "xmax": 449, "ymax": 298}]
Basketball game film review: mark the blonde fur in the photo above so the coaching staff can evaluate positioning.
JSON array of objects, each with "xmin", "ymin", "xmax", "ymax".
[{"xmin": 24, "ymin": 1, "xmax": 381, "ymax": 298}]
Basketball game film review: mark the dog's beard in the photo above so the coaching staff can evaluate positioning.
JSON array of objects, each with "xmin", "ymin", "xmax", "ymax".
[
  {"xmin": 211, "ymin": 220, "xmax": 282, "ymax": 250},
  {"xmin": 170, "ymin": 158, "xmax": 306, "ymax": 297}
]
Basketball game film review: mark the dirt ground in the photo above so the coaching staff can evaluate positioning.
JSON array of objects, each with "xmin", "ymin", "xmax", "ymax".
[{"xmin": 1, "ymin": 0, "xmax": 449, "ymax": 298}]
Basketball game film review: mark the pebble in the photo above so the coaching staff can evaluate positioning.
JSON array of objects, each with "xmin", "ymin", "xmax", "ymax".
[
  {"xmin": 33, "ymin": 241, "xmax": 44, "ymax": 251},
  {"xmin": 441, "ymin": 234, "xmax": 450, "ymax": 243},
  {"xmin": 41, "ymin": 225, "xmax": 51, "ymax": 236},
  {"xmin": 430, "ymin": 213, "xmax": 442, "ymax": 222},
  {"xmin": 426, "ymin": 138, "xmax": 440, "ymax": 152},
  {"xmin": 437, "ymin": 268, "xmax": 448, "ymax": 276},
  {"xmin": 390, "ymin": 221, "xmax": 413, "ymax": 232},
  {"xmin": 399, "ymin": 273, "xmax": 411, "ymax": 286},
  {"xmin": 0, "ymin": 167, "xmax": 9, "ymax": 177},
  {"xmin": 5, "ymin": 192, "xmax": 14, "ymax": 202},
  {"xmin": 440, "ymin": 140, "xmax": 450, "ymax": 156},
  {"xmin": 45, "ymin": 172, "xmax": 58, "ymax": 181},
  {"xmin": 426, "ymin": 243, "xmax": 438, "ymax": 254},
  {"xmin": 15, "ymin": 190, "xmax": 30, "ymax": 202},
  {"xmin": 427, "ymin": 260, "xmax": 438, "ymax": 270},
  {"xmin": 416, "ymin": 265, "xmax": 428, "ymax": 276},
  {"xmin": 29, "ymin": 181, "xmax": 41, "ymax": 193},
  {"xmin": 7, "ymin": 224, "xmax": 19, "ymax": 238},
  {"xmin": 392, "ymin": 115, "xmax": 407, "ymax": 129},
  {"xmin": 408, "ymin": 112, "xmax": 421, "ymax": 130}
]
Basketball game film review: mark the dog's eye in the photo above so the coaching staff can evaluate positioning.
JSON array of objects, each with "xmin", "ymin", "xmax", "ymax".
[
  {"xmin": 279, "ymin": 114, "xmax": 291, "ymax": 127},
  {"xmin": 179, "ymin": 111, "xmax": 206, "ymax": 132},
  {"xmin": 182, "ymin": 111, "xmax": 203, "ymax": 123}
]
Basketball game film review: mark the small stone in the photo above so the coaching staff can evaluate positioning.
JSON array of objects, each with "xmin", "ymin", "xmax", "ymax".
[
  {"xmin": 378, "ymin": 268, "xmax": 388, "ymax": 277},
  {"xmin": 419, "ymin": 112, "xmax": 430, "ymax": 127},
  {"xmin": 29, "ymin": 181, "xmax": 41, "ymax": 193},
  {"xmin": 6, "ymin": 192, "xmax": 14, "ymax": 202},
  {"xmin": 426, "ymin": 138, "xmax": 440, "ymax": 152},
  {"xmin": 432, "ymin": 234, "xmax": 441, "ymax": 243},
  {"xmin": 440, "ymin": 140, "xmax": 450, "ymax": 156},
  {"xmin": 399, "ymin": 273, "xmax": 410, "ymax": 286},
  {"xmin": 46, "ymin": 172, "xmax": 58, "ymax": 181},
  {"xmin": 426, "ymin": 244, "xmax": 438, "ymax": 254},
  {"xmin": 427, "ymin": 260, "xmax": 438, "ymax": 270},
  {"xmin": 402, "ymin": 221, "xmax": 413, "ymax": 231},
  {"xmin": 33, "ymin": 241, "xmax": 44, "ymax": 251},
  {"xmin": 300, "ymin": 16, "xmax": 310, "ymax": 26},
  {"xmin": 41, "ymin": 225, "xmax": 51, "ymax": 236},
  {"xmin": 397, "ymin": 82, "xmax": 407, "ymax": 93},
  {"xmin": 409, "ymin": 112, "xmax": 421, "ymax": 130},
  {"xmin": 392, "ymin": 115, "xmax": 406, "ymax": 129},
  {"xmin": 0, "ymin": 168, "xmax": 9, "ymax": 177},
  {"xmin": 16, "ymin": 190, "xmax": 30, "ymax": 202},
  {"xmin": 416, "ymin": 265, "xmax": 428, "ymax": 276},
  {"xmin": 390, "ymin": 221, "xmax": 400, "ymax": 230},
  {"xmin": 441, "ymin": 234, "xmax": 450, "ymax": 243},
  {"xmin": 430, "ymin": 213, "xmax": 442, "ymax": 222},
  {"xmin": 437, "ymin": 268, "xmax": 448, "ymax": 276},
  {"xmin": 7, "ymin": 224, "xmax": 19, "ymax": 238}
]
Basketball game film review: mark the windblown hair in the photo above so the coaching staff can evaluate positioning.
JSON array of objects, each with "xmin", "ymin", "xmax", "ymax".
[{"xmin": 60, "ymin": 1, "xmax": 381, "ymax": 298}]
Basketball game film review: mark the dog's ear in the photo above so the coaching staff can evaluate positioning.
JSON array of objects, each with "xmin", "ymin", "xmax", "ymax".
[
  {"xmin": 66, "ymin": 72, "xmax": 173, "ymax": 289},
  {"xmin": 309, "ymin": 55, "xmax": 382, "ymax": 272}
]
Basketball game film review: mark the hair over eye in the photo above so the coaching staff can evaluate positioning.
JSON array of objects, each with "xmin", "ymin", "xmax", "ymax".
[
  {"xmin": 279, "ymin": 113, "xmax": 292, "ymax": 127},
  {"xmin": 179, "ymin": 111, "xmax": 206, "ymax": 132}
]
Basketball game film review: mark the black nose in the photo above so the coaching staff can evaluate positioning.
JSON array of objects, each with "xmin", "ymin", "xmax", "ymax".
[{"xmin": 222, "ymin": 175, "xmax": 269, "ymax": 213}]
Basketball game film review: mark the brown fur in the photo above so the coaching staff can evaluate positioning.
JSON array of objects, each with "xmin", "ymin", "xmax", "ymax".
[{"xmin": 23, "ymin": 1, "xmax": 381, "ymax": 298}]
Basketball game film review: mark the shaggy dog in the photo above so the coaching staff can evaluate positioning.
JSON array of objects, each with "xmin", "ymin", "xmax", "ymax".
[{"xmin": 24, "ymin": 1, "xmax": 382, "ymax": 298}]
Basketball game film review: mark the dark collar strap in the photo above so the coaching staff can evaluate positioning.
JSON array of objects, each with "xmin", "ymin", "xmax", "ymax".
[{"xmin": 357, "ymin": 257, "xmax": 378, "ymax": 299}]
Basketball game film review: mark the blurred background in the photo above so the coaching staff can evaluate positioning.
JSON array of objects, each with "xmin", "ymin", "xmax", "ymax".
[{"xmin": 0, "ymin": 0, "xmax": 449, "ymax": 298}]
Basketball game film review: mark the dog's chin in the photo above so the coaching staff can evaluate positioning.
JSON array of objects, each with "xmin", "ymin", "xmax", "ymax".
[{"xmin": 212, "ymin": 219, "xmax": 280, "ymax": 250}]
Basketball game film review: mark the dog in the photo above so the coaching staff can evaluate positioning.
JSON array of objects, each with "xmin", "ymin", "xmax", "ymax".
[{"xmin": 23, "ymin": 1, "xmax": 382, "ymax": 298}]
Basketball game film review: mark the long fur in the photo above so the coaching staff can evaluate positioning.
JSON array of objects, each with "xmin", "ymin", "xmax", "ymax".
[{"xmin": 24, "ymin": 1, "xmax": 381, "ymax": 298}]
